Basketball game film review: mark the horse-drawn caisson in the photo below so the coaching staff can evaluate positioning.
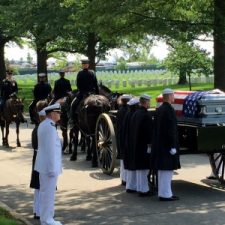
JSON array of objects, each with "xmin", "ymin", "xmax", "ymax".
[{"xmin": 94, "ymin": 88, "xmax": 225, "ymax": 184}]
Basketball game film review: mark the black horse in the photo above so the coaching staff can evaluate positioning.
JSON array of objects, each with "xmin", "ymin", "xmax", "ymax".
[{"xmin": 70, "ymin": 94, "xmax": 110, "ymax": 167}]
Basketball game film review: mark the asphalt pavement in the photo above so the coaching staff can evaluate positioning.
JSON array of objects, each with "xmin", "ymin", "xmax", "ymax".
[{"xmin": 0, "ymin": 123, "xmax": 225, "ymax": 225}]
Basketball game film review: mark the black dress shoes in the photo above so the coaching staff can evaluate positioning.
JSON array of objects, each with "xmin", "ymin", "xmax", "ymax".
[
  {"xmin": 206, "ymin": 175, "xmax": 217, "ymax": 180},
  {"xmin": 33, "ymin": 214, "xmax": 40, "ymax": 220},
  {"xmin": 126, "ymin": 189, "xmax": 136, "ymax": 193},
  {"xmin": 159, "ymin": 196, "xmax": 180, "ymax": 201},
  {"xmin": 138, "ymin": 191, "xmax": 154, "ymax": 197}
]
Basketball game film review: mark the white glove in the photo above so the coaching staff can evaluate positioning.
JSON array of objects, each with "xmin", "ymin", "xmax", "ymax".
[
  {"xmin": 48, "ymin": 172, "xmax": 56, "ymax": 177},
  {"xmin": 147, "ymin": 144, "xmax": 151, "ymax": 154},
  {"xmin": 170, "ymin": 148, "xmax": 177, "ymax": 155}
]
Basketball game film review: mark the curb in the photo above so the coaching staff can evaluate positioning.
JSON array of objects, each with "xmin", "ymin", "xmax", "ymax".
[{"xmin": 0, "ymin": 201, "xmax": 32, "ymax": 225}]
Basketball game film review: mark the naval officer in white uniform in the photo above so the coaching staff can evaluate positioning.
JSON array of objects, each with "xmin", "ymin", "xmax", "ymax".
[{"xmin": 34, "ymin": 103, "xmax": 63, "ymax": 225}]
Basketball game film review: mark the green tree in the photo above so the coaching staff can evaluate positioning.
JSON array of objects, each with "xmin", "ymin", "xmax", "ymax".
[
  {"xmin": 0, "ymin": 1, "xmax": 25, "ymax": 82},
  {"xmin": 164, "ymin": 41, "xmax": 212, "ymax": 87}
]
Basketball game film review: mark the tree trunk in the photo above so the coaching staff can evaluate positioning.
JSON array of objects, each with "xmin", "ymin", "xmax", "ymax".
[
  {"xmin": 0, "ymin": 41, "xmax": 6, "ymax": 86},
  {"xmin": 87, "ymin": 33, "xmax": 97, "ymax": 71},
  {"xmin": 36, "ymin": 42, "xmax": 48, "ymax": 80},
  {"xmin": 214, "ymin": 0, "xmax": 225, "ymax": 91},
  {"xmin": 177, "ymin": 69, "xmax": 188, "ymax": 85}
]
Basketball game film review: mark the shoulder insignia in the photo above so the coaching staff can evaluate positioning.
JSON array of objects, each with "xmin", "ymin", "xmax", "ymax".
[{"xmin": 50, "ymin": 122, "xmax": 56, "ymax": 127}]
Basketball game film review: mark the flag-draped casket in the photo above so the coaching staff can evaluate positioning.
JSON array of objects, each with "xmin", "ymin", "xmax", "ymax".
[
  {"xmin": 156, "ymin": 89, "xmax": 225, "ymax": 125},
  {"xmin": 156, "ymin": 89, "xmax": 225, "ymax": 153}
]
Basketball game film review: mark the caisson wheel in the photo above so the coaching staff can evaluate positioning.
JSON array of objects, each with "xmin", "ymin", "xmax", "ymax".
[{"xmin": 95, "ymin": 113, "xmax": 117, "ymax": 175}]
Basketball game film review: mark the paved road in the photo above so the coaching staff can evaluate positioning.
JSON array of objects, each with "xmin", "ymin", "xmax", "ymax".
[{"xmin": 0, "ymin": 123, "xmax": 225, "ymax": 225}]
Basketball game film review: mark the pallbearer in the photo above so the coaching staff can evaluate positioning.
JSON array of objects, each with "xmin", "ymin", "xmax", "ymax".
[
  {"xmin": 123, "ymin": 97, "xmax": 140, "ymax": 193},
  {"xmin": 116, "ymin": 94, "xmax": 132, "ymax": 186},
  {"xmin": 152, "ymin": 88, "xmax": 181, "ymax": 201},
  {"xmin": 129, "ymin": 94, "xmax": 153, "ymax": 196}
]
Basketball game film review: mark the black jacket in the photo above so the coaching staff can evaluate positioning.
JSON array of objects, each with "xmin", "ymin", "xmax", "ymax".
[
  {"xmin": 30, "ymin": 126, "xmax": 40, "ymax": 189},
  {"xmin": 53, "ymin": 77, "xmax": 72, "ymax": 100},
  {"xmin": 76, "ymin": 69, "xmax": 99, "ymax": 94},
  {"xmin": 33, "ymin": 81, "xmax": 52, "ymax": 101},
  {"xmin": 152, "ymin": 102, "xmax": 181, "ymax": 170},
  {"xmin": 1, "ymin": 79, "xmax": 18, "ymax": 100},
  {"xmin": 122, "ymin": 106, "xmax": 138, "ymax": 170},
  {"xmin": 116, "ymin": 104, "xmax": 129, "ymax": 159},
  {"xmin": 128, "ymin": 107, "xmax": 153, "ymax": 170}
]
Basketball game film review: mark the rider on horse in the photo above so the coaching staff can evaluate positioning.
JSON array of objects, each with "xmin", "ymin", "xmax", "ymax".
[
  {"xmin": 52, "ymin": 70, "xmax": 72, "ymax": 102},
  {"xmin": 0, "ymin": 70, "xmax": 18, "ymax": 111},
  {"xmin": 29, "ymin": 73, "xmax": 52, "ymax": 124},
  {"xmin": 69, "ymin": 59, "xmax": 99, "ymax": 126}
]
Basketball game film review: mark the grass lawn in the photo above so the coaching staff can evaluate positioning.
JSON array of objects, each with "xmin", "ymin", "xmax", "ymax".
[
  {"xmin": 17, "ymin": 81, "xmax": 213, "ymax": 112},
  {"xmin": 0, "ymin": 207, "xmax": 23, "ymax": 225}
]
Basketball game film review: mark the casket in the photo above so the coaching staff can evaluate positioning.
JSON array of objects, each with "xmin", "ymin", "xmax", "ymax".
[{"xmin": 156, "ymin": 90, "xmax": 194, "ymax": 116}]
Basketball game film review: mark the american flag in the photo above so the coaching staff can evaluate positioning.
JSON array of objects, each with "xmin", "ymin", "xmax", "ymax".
[
  {"xmin": 156, "ymin": 90, "xmax": 194, "ymax": 117},
  {"xmin": 182, "ymin": 91, "xmax": 207, "ymax": 117}
]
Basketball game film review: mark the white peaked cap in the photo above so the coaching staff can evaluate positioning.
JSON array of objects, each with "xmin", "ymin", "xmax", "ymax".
[
  {"xmin": 44, "ymin": 103, "xmax": 61, "ymax": 114},
  {"xmin": 121, "ymin": 94, "xmax": 132, "ymax": 100},
  {"xmin": 38, "ymin": 73, "xmax": 46, "ymax": 77},
  {"xmin": 140, "ymin": 94, "xmax": 151, "ymax": 100},
  {"xmin": 162, "ymin": 88, "xmax": 174, "ymax": 95},
  {"xmin": 38, "ymin": 109, "xmax": 46, "ymax": 116},
  {"xmin": 127, "ymin": 97, "xmax": 139, "ymax": 106}
]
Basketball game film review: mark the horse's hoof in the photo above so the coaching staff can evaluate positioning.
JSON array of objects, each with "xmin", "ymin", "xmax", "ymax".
[
  {"xmin": 92, "ymin": 162, "xmax": 98, "ymax": 168},
  {"xmin": 17, "ymin": 143, "xmax": 21, "ymax": 147},
  {"xmin": 70, "ymin": 155, "xmax": 77, "ymax": 161},
  {"xmin": 86, "ymin": 156, "xmax": 92, "ymax": 161}
]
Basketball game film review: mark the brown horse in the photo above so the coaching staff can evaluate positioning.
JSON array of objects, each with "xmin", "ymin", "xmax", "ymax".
[{"xmin": 0, "ymin": 94, "xmax": 26, "ymax": 147}]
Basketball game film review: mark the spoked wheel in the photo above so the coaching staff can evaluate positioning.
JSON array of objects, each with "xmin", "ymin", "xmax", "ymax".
[
  {"xmin": 209, "ymin": 153, "xmax": 225, "ymax": 184},
  {"xmin": 95, "ymin": 113, "xmax": 117, "ymax": 175}
]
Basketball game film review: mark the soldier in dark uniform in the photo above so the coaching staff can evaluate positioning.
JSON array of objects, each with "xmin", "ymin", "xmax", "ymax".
[
  {"xmin": 29, "ymin": 73, "xmax": 52, "ymax": 124},
  {"xmin": 152, "ymin": 88, "xmax": 180, "ymax": 201},
  {"xmin": 116, "ymin": 94, "xmax": 132, "ymax": 185},
  {"xmin": 69, "ymin": 59, "xmax": 99, "ymax": 125},
  {"xmin": 52, "ymin": 70, "xmax": 72, "ymax": 101},
  {"xmin": 0, "ymin": 70, "xmax": 18, "ymax": 111},
  {"xmin": 30, "ymin": 109, "xmax": 46, "ymax": 220},
  {"xmin": 128, "ymin": 94, "xmax": 153, "ymax": 196},
  {"xmin": 122, "ymin": 97, "xmax": 140, "ymax": 193}
]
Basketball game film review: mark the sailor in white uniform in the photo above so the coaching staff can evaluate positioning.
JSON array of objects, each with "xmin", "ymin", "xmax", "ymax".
[{"xmin": 34, "ymin": 103, "xmax": 63, "ymax": 225}]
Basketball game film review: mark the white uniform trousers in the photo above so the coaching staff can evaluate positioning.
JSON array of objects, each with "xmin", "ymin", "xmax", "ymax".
[
  {"xmin": 39, "ymin": 174, "xmax": 58, "ymax": 225},
  {"xmin": 120, "ymin": 160, "xmax": 127, "ymax": 182},
  {"xmin": 158, "ymin": 170, "xmax": 173, "ymax": 198},
  {"xmin": 33, "ymin": 189, "xmax": 40, "ymax": 216},
  {"xmin": 126, "ymin": 170, "xmax": 137, "ymax": 191},
  {"xmin": 136, "ymin": 170, "xmax": 149, "ymax": 193}
]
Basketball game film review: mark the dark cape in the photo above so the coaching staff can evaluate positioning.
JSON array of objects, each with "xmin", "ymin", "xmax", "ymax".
[
  {"xmin": 116, "ymin": 104, "xmax": 129, "ymax": 159},
  {"xmin": 151, "ymin": 102, "xmax": 181, "ymax": 170},
  {"xmin": 30, "ymin": 126, "xmax": 40, "ymax": 189},
  {"xmin": 127, "ymin": 107, "xmax": 153, "ymax": 170},
  {"xmin": 122, "ymin": 105, "xmax": 138, "ymax": 170}
]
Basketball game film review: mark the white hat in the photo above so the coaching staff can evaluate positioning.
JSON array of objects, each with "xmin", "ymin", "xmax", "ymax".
[
  {"xmin": 127, "ymin": 97, "xmax": 139, "ymax": 106},
  {"xmin": 38, "ymin": 73, "xmax": 46, "ymax": 77},
  {"xmin": 38, "ymin": 109, "xmax": 46, "ymax": 116},
  {"xmin": 44, "ymin": 103, "xmax": 61, "ymax": 114},
  {"xmin": 162, "ymin": 88, "xmax": 174, "ymax": 95},
  {"xmin": 140, "ymin": 94, "xmax": 151, "ymax": 100},
  {"xmin": 121, "ymin": 94, "xmax": 132, "ymax": 100}
]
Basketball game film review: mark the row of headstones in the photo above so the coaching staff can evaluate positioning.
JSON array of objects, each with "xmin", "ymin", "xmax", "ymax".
[
  {"xmin": 98, "ymin": 76, "xmax": 214, "ymax": 88},
  {"xmin": 16, "ymin": 75, "xmax": 214, "ymax": 87}
]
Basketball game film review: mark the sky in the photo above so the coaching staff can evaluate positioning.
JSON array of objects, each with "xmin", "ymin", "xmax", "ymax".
[{"xmin": 4, "ymin": 40, "xmax": 214, "ymax": 63}]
